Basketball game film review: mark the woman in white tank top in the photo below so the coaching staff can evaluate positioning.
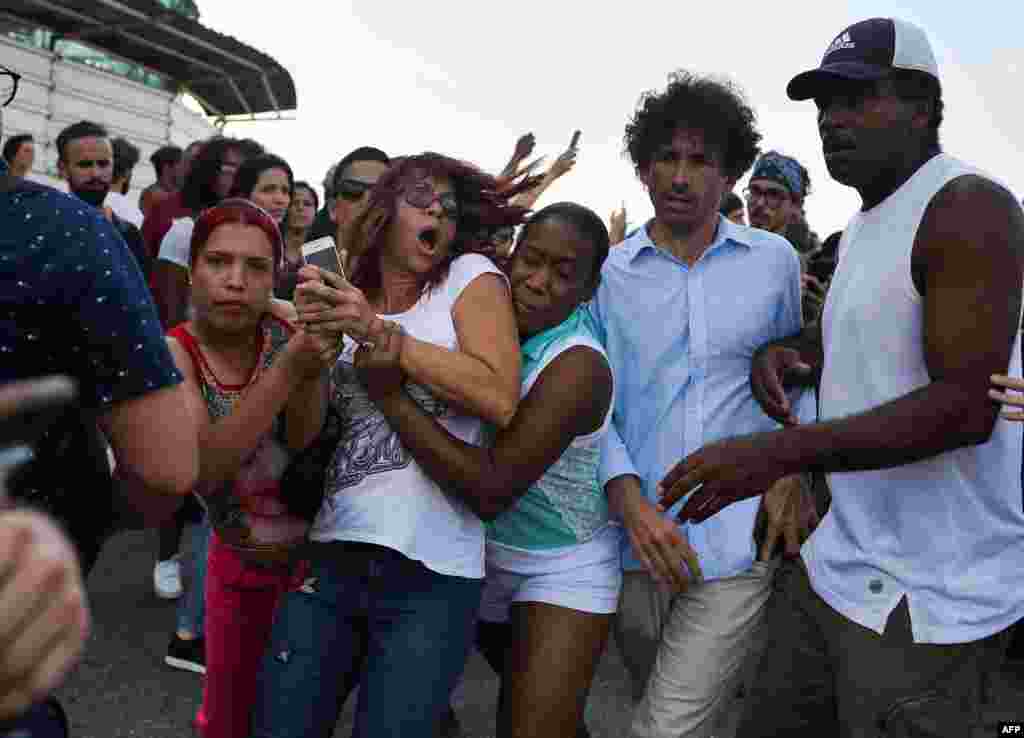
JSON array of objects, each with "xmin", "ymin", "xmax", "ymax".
[{"xmin": 250, "ymin": 153, "xmax": 536, "ymax": 738}]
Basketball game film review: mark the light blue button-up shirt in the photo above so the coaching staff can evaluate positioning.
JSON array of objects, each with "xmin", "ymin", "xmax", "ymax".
[{"xmin": 589, "ymin": 216, "xmax": 809, "ymax": 581}]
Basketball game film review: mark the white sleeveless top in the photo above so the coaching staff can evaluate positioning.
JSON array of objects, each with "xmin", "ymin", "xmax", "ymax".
[
  {"xmin": 309, "ymin": 254, "xmax": 505, "ymax": 579},
  {"xmin": 804, "ymin": 154, "xmax": 1024, "ymax": 644}
]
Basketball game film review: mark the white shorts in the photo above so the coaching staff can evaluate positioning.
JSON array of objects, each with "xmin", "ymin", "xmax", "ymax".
[{"xmin": 479, "ymin": 523, "xmax": 623, "ymax": 623}]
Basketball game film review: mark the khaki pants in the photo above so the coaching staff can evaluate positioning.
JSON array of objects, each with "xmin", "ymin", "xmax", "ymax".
[{"xmin": 613, "ymin": 560, "xmax": 776, "ymax": 738}]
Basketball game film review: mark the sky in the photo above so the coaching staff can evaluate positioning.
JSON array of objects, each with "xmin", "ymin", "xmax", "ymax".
[{"xmin": 195, "ymin": 1, "xmax": 1022, "ymax": 239}]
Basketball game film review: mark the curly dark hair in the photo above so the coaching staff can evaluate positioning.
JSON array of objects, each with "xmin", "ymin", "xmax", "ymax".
[
  {"xmin": 349, "ymin": 152, "xmax": 536, "ymax": 295},
  {"xmin": 180, "ymin": 137, "xmax": 251, "ymax": 212},
  {"xmin": 624, "ymin": 70, "xmax": 761, "ymax": 181}
]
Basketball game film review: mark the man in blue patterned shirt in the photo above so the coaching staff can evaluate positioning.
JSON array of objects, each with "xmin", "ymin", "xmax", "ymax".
[
  {"xmin": 0, "ymin": 61, "xmax": 200, "ymax": 736},
  {"xmin": 0, "ymin": 71, "xmax": 199, "ymax": 570}
]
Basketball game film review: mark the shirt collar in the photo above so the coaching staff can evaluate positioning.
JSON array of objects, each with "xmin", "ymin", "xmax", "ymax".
[{"xmin": 626, "ymin": 214, "xmax": 754, "ymax": 264}]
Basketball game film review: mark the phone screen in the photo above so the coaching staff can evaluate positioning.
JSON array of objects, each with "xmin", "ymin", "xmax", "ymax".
[{"xmin": 301, "ymin": 237, "xmax": 345, "ymax": 278}]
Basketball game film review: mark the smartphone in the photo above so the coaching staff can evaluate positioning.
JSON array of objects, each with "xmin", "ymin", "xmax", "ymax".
[
  {"xmin": 301, "ymin": 236, "xmax": 346, "ymax": 279},
  {"xmin": 569, "ymin": 130, "xmax": 581, "ymax": 150},
  {"xmin": 0, "ymin": 376, "xmax": 77, "ymax": 450},
  {"xmin": 0, "ymin": 376, "xmax": 77, "ymax": 487}
]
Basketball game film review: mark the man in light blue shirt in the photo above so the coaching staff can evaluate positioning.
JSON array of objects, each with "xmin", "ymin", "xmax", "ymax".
[{"xmin": 589, "ymin": 70, "xmax": 808, "ymax": 738}]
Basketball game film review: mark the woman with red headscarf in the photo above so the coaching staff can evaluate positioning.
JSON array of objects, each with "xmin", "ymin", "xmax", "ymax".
[{"xmin": 163, "ymin": 199, "xmax": 337, "ymax": 738}]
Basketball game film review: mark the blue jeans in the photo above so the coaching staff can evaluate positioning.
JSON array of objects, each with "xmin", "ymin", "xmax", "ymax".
[
  {"xmin": 175, "ymin": 515, "xmax": 210, "ymax": 638},
  {"xmin": 251, "ymin": 544, "xmax": 483, "ymax": 738}
]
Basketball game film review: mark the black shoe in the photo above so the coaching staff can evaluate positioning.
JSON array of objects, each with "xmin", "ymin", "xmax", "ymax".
[{"xmin": 164, "ymin": 634, "xmax": 206, "ymax": 675}]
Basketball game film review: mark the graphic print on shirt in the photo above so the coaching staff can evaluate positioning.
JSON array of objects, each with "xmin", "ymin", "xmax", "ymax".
[{"xmin": 325, "ymin": 359, "xmax": 449, "ymax": 501}]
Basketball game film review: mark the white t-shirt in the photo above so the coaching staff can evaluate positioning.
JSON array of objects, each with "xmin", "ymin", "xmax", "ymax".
[
  {"xmin": 157, "ymin": 217, "xmax": 194, "ymax": 268},
  {"xmin": 105, "ymin": 191, "xmax": 144, "ymax": 228},
  {"xmin": 310, "ymin": 253, "xmax": 506, "ymax": 579}
]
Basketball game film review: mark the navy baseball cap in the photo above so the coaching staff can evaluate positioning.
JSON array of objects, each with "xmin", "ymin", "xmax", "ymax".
[{"xmin": 787, "ymin": 18, "xmax": 939, "ymax": 101}]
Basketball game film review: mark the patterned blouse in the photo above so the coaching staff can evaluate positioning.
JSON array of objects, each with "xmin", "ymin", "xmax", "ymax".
[{"xmin": 169, "ymin": 316, "xmax": 309, "ymax": 561}]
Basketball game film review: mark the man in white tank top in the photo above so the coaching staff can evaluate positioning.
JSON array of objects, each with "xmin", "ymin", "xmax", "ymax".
[{"xmin": 657, "ymin": 17, "xmax": 1024, "ymax": 737}]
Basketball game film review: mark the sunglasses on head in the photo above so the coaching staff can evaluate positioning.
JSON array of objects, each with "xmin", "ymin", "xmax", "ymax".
[
  {"xmin": 335, "ymin": 178, "xmax": 375, "ymax": 201},
  {"xmin": 404, "ymin": 180, "xmax": 459, "ymax": 219}
]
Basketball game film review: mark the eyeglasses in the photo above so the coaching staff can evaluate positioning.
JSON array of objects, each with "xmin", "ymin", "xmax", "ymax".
[
  {"xmin": 743, "ymin": 184, "xmax": 790, "ymax": 209},
  {"xmin": 0, "ymin": 66, "xmax": 21, "ymax": 108},
  {"xmin": 403, "ymin": 180, "xmax": 459, "ymax": 219},
  {"xmin": 335, "ymin": 178, "xmax": 375, "ymax": 202}
]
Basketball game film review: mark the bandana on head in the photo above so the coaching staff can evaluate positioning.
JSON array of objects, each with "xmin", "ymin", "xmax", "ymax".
[{"xmin": 751, "ymin": 153, "xmax": 805, "ymax": 198}]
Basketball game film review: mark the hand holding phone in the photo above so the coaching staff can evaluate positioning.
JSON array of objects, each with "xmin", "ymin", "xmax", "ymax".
[{"xmin": 300, "ymin": 236, "xmax": 346, "ymax": 280}]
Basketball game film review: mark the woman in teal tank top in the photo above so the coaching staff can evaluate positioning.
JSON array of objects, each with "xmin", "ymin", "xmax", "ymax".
[{"xmin": 356, "ymin": 203, "xmax": 615, "ymax": 738}]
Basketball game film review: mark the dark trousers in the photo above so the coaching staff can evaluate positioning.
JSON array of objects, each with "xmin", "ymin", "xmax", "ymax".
[{"xmin": 736, "ymin": 557, "xmax": 1007, "ymax": 738}]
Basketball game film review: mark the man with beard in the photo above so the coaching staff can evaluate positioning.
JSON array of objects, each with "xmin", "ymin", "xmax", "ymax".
[
  {"xmin": 56, "ymin": 121, "xmax": 151, "ymax": 280},
  {"xmin": 658, "ymin": 18, "xmax": 1024, "ymax": 737}
]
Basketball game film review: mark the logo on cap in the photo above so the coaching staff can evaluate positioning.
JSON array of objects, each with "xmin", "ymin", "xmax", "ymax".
[{"xmin": 824, "ymin": 31, "xmax": 856, "ymax": 58}]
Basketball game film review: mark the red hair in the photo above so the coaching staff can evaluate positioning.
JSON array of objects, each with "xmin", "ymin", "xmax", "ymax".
[
  {"xmin": 349, "ymin": 152, "xmax": 539, "ymax": 294},
  {"xmin": 189, "ymin": 198, "xmax": 284, "ymax": 276}
]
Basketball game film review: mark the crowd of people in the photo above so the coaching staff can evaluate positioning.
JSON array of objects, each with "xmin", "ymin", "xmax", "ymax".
[{"xmin": 1, "ymin": 14, "xmax": 1023, "ymax": 738}]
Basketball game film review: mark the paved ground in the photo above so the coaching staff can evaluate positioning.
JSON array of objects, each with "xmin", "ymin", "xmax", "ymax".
[{"xmin": 56, "ymin": 527, "xmax": 1024, "ymax": 737}]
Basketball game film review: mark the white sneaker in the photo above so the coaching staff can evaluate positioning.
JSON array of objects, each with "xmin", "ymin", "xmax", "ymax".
[{"xmin": 154, "ymin": 558, "xmax": 183, "ymax": 600}]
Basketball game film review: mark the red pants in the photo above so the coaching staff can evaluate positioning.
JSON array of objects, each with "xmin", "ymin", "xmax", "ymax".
[{"xmin": 195, "ymin": 534, "xmax": 304, "ymax": 738}]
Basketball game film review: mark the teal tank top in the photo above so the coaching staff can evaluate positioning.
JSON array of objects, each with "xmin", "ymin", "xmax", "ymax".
[{"xmin": 486, "ymin": 307, "xmax": 613, "ymax": 550}]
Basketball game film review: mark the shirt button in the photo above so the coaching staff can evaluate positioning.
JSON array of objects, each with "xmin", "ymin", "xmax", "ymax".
[{"xmin": 869, "ymin": 579, "xmax": 883, "ymax": 594}]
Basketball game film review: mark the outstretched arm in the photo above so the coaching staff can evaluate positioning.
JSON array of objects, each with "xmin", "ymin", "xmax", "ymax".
[
  {"xmin": 500, "ymin": 132, "xmax": 536, "ymax": 179},
  {"xmin": 357, "ymin": 328, "xmax": 611, "ymax": 521},
  {"xmin": 664, "ymin": 176, "xmax": 1024, "ymax": 521},
  {"xmin": 511, "ymin": 149, "xmax": 577, "ymax": 211}
]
